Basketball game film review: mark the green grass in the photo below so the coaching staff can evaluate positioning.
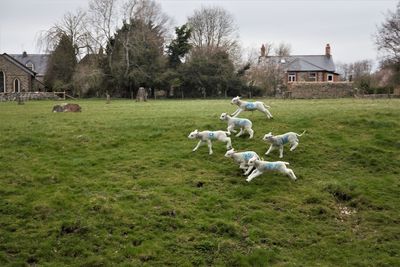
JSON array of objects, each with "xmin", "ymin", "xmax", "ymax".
[{"xmin": 0, "ymin": 98, "xmax": 399, "ymax": 266}]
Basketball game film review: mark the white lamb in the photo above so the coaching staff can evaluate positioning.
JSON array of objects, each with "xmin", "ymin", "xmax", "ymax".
[
  {"xmin": 246, "ymin": 156, "xmax": 297, "ymax": 182},
  {"xmin": 219, "ymin": 112, "xmax": 254, "ymax": 139},
  {"xmin": 188, "ymin": 129, "xmax": 232, "ymax": 155},
  {"xmin": 263, "ymin": 131, "xmax": 306, "ymax": 158},
  {"xmin": 224, "ymin": 149, "xmax": 260, "ymax": 175},
  {"xmin": 231, "ymin": 96, "xmax": 273, "ymax": 119}
]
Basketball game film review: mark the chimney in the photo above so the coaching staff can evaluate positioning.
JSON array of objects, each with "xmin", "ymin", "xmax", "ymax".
[
  {"xmin": 261, "ymin": 44, "xmax": 266, "ymax": 57},
  {"xmin": 325, "ymin": 44, "xmax": 331, "ymax": 57},
  {"xmin": 22, "ymin": 51, "xmax": 27, "ymax": 57}
]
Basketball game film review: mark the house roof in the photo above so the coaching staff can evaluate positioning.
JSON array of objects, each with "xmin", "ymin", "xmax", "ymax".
[
  {"xmin": 266, "ymin": 55, "xmax": 337, "ymax": 73},
  {"xmin": 9, "ymin": 52, "xmax": 50, "ymax": 76},
  {"xmin": 1, "ymin": 53, "xmax": 36, "ymax": 76}
]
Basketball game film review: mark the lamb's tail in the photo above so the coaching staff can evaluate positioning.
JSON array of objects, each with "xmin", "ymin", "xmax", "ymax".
[
  {"xmin": 263, "ymin": 102, "xmax": 271, "ymax": 109},
  {"xmin": 278, "ymin": 161, "xmax": 290, "ymax": 165},
  {"xmin": 297, "ymin": 130, "xmax": 307, "ymax": 137}
]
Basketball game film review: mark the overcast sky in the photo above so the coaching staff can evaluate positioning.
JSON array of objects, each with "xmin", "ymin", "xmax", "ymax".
[{"xmin": 0, "ymin": 0, "xmax": 398, "ymax": 64}]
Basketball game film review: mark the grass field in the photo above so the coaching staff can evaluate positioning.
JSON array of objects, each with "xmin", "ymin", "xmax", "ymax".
[{"xmin": 0, "ymin": 98, "xmax": 399, "ymax": 266}]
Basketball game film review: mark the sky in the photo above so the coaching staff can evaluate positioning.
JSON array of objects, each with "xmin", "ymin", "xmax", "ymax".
[{"xmin": 0, "ymin": 0, "xmax": 398, "ymax": 64}]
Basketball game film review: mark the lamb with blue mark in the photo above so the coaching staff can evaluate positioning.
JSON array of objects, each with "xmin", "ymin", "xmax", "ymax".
[
  {"xmin": 220, "ymin": 112, "xmax": 254, "ymax": 139},
  {"xmin": 263, "ymin": 131, "xmax": 306, "ymax": 158},
  {"xmin": 224, "ymin": 149, "xmax": 260, "ymax": 175},
  {"xmin": 188, "ymin": 129, "xmax": 232, "ymax": 155},
  {"xmin": 230, "ymin": 96, "xmax": 273, "ymax": 119},
  {"xmin": 246, "ymin": 156, "xmax": 297, "ymax": 182}
]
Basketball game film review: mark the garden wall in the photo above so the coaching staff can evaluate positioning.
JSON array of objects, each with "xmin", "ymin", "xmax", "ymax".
[
  {"xmin": 0, "ymin": 92, "xmax": 61, "ymax": 101},
  {"xmin": 286, "ymin": 82, "xmax": 354, "ymax": 99}
]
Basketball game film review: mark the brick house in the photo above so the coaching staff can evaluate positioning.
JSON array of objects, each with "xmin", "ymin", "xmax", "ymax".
[
  {"xmin": 261, "ymin": 44, "xmax": 340, "ymax": 84},
  {"xmin": 0, "ymin": 52, "xmax": 49, "ymax": 93}
]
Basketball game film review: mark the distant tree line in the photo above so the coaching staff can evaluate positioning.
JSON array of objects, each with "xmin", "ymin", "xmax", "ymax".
[
  {"xmin": 39, "ymin": 0, "xmax": 251, "ymax": 98},
  {"xmin": 39, "ymin": 0, "xmax": 400, "ymax": 98}
]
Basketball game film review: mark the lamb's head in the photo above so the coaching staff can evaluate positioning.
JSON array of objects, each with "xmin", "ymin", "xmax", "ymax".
[
  {"xmin": 231, "ymin": 96, "xmax": 241, "ymax": 105},
  {"xmin": 247, "ymin": 156, "xmax": 258, "ymax": 166},
  {"xmin": 188, "ymin": 129, "xmax": 199, "ymax": 139},
  {"xmin": 224, "ymin": 148, "xmax": 236, "ymax": 158},
  {"xmin": 262, "ymin": 132, "xmax": 274, "ymax": 142},
  {"xmin": 220, "ymin": 112, "xmax": 229, "ymax": 121}
]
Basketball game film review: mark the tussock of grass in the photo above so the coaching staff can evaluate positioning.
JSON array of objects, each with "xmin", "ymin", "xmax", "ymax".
[{"xmin": 0, "ymin": 99, "xmax": 399, "ymax": 266}]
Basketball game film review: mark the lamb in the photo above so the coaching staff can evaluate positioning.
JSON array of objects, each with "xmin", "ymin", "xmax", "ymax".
[
  {"xmin": 230, "ymin": 96, "xmax": 273, "ymax": 119},
  {"xmin": 220, "ymin": 112, "xmax": 254, "ymax": 139},
  {"xmin": 263, "ymin": 131, "xmax": 306, "ymax": 158},
  {"xmin": 188, "ymin": 129, "xmax": 232, "ymax": 155},
  {"xmin": 246, "ymin": 156, "xmax": 297, "ymax": 182},
  {"xmin": 224, "ymin": 149, "xmax": 260, "ymax": 175}
]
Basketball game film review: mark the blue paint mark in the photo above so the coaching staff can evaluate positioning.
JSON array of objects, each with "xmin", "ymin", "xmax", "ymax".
[
  {"xmin": 235, "ymin": 119, "xmax": 248, "ymax": 127},
  {"xmin": 262, "ymin": 162, "xmax": 281, "ymax": 171},
  {"xmin": 243, "ymin": 152, "xmax": 255, "ymax": 161},
  {"xmin": 208, "ymin": 132, "xmax": 216, "ymax": 139},
  {"xmin": 281, "ymin": 135, "xmax": 290, "ymax": 145},
  {"xmin": 245, "ymin": 103, "xmax": 256, "ymax": 110}
]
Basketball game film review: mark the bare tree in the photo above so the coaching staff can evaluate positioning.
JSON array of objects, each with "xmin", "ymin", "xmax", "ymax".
[
  {"xmin": 245, "ymin": 57, "xmax": 285, "ymax": 96},
  {"xmin": 87, "ymin": 0, "xmax": 119, "ymax": 52},
  {"xmin": 274, "ymin": 42, "xmax": 291, "ymax": 57},
  {"xmin": 37, "ymin": 9, "xmax": 89, "ymax": 57},
  {"xmin": 375, "ymin": 2, "xmax": 400, "ymax": 65},
  {"xmin": 187, "ymin": 6, "xmax": 239, "ymax": 55}
]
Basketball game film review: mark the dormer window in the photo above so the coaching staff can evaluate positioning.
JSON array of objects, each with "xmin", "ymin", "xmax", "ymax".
[{"xmin": 26, "ymin": 62, "xmax": 34, "ymax": 71}]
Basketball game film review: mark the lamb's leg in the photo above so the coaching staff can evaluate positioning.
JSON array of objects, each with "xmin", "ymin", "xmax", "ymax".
[
  {"xmin": 231, "ymin": 108, "xmax": 240, "ymax": 117},
  {"xmin": 279, "ymin": 145, "xmax": 284, "ymax": 158},
  {"xmin": 239, "ymin": 163, "xmax": 247, "ymax": 170},
  {"xmin": 244, "ymin": 165, "xmax": 254, "ymax": 176},
  {"xmin": 260, "ymin": 107, "xmax": 273, "ymax": 119},
  {"xmin": 227, "ymin": 125, "xmax": 237, "ymax": 133},
  {"xmin": 246, "ymin": 127, "xmax": 254, "ymax": 139},
  {"xmin": 193, "ymin": 140, "xmax": 204, "ymax": 152},
  {"xmin": 235, "ymin": 128, "xmax": 244, "ymax": 137},
  {"xmin": 265, "ymin": 144, "xmax": 275, "ymax": 155},
  {"xmin": 207, "ymin": 140, "xmax": 213, "ymax": 155},
  {"xmin": 224, "ymin": 137, "xmax": 232, "ymax": 150},
  {"xmin": 246, "ymin": 169, "xmax": 263, "ymax": 182},
  {"xmin": 290, "ymin": 141, "xmax": 299, "ymax": 151},
  {"xmin": 232, "ymin": 108, "xmax": 243, "ymax": 117},
  {"xmin": 284, "ymin": 168, "xmax": 297, "ymax": 180}
]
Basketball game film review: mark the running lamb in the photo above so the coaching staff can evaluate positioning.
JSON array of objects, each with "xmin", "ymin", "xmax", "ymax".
[
  {"xmin": 262, "ymin": 131, "xmax": 306, "ymax": 158},
  {"xmin": 188, "ymin": 129, "xmax": 232, "ymax": 155},
  {"xmin": 246, "ymin": 156, "xmax": 297, "ymax": 182},
  {"xmin": 224, "ymin": 148, "xmax": 260, "ymax": 175},
  {"xmin": 231, "ymin": 96, "xmax": 273, "ymax": 119}
]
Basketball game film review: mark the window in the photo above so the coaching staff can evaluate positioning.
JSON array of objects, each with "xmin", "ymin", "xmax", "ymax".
[
  {"xmin": 288, "ymin": 72, "xmax": 296, "ymax": 82},
  {"xmin": 327, "ymin": 74, "xmax": 333, "ymax": 82},
  {"xmin": 309, "ymin": 72, "xmax": 316, "ymax": 81},
  {"xmin": 14, "ymin": 79, "xmax": 21, "ymax": 93},
  {"xmin": 26, "ymin": 62, "xmax": 34, "ymax": 71},
  {"xmin": 0, "ymin": 71, "xmax": 4, "ymax": 93}
]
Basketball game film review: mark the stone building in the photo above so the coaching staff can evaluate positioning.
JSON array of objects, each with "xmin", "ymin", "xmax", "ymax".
[
  {"xmin": 0, "ymin": 52, "xmax": 49, "ymax": 93},
  {"xmin": 260, "ymin": 44, "xmax": 340, "ymax": 84}
]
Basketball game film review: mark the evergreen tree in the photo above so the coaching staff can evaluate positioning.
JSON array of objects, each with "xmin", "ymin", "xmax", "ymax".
[
  {"xmin": 44, "ymin": 34, "xmax": 77, "ymax": 91},
  {"xmin": 107, "ymin": 19, "xmax": 167, "ymax": 97},
  {"xmin": 166, "ymin": 24, "xmax": 192, "ymax": 68}
]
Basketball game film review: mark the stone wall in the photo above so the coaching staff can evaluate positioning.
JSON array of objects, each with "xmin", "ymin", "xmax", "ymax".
[
  {"xmin": 286, "ymin": 82, "xmax": 354, "ymax": 99},
  {"xmin": 0, "ymin": 92, "xmax": 61, "ymax": 101}
]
